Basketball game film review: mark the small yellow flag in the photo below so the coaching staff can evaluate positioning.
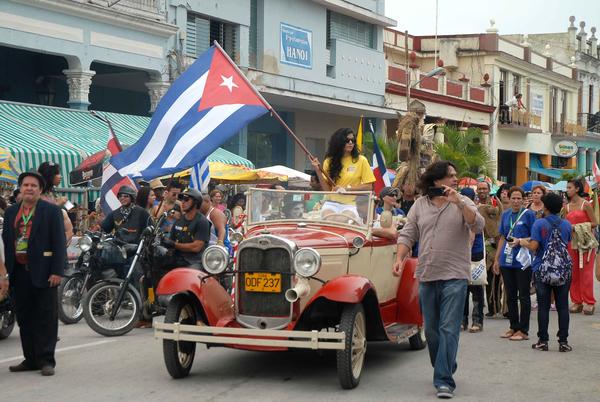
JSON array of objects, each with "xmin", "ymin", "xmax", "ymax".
[{"xmin": 356, "ymin": 116, "xmax": 363, "ymax": 153}]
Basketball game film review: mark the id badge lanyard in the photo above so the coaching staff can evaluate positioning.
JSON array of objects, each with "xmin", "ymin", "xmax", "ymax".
[
  {"xmin": 16, "ymin": 206, "xmax": 35, "ymax": 253},
  {"xmin": 504, "ymin": 208, "xmax": 526, "ymax": 263}
]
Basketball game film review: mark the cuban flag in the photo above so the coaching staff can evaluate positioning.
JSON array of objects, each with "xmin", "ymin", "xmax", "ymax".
[
  {"xmin": 111, "ymin": 44, "xmax": 270, "ymax": 180},
  {"xmin": 100, "ymin": 129, "xmax": 137, "ymax": 214},
  {"xmin": 370, "ymin": 124, "xmax": 391, "ymax": 196},
  {"xmin": 190, "ymin": 158, "xmax": 210, "ymax": 192}
]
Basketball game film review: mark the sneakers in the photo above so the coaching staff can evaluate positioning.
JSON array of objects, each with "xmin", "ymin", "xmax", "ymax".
[
  {"xmin": 531, "ymin": 341, "xmax": 548, "ymax": 351},
  {"xmin": 436, "ymin": 386, "xmax": 454, "ymax": 399},
  {"xmin": 558, "ymin": 342, "xmax": 573, "ymax": 352}
]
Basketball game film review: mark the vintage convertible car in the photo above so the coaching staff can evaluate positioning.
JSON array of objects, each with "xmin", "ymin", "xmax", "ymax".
[{"xmin": 154, "ymin": 188, "xmax": 424, "ymax": 389}]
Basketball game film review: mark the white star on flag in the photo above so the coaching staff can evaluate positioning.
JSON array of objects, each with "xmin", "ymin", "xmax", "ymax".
[{"xmin": 219, "ymin": 75, "xmax": 238, "ymax": 92}]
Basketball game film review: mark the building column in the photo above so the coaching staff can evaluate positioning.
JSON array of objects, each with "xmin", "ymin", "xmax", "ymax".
[
  {"xmin": 146, "ymin": 81, "xmax": 171, "ymax": 114},
  {"xmin": 62, "ymin": 69, "xmax": 95, "ymax": 110},
  {"xmin": 577, "ymin": 147, "xmax": 587, "ymax": 176},
  {"xmin": 588, "ymin": 149, "xmax": 597, "ymax": 173}
]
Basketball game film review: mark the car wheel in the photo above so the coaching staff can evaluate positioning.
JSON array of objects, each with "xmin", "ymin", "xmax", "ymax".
[
  {"xmin": 336, "ymin": 303, "xmax": 366, "ymax": 389},
  {"xmin": 163, "ymin": 297, "xmax": 198, "ymax": 379},
  {"xmin": 409, "ymin": 327, "xmax": 426, "ymax": 350}
]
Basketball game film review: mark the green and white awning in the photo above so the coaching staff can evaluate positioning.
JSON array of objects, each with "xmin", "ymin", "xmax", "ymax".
[{"xmin": 0, "ymin": 101, "xmax": 254, "ymax": 203}]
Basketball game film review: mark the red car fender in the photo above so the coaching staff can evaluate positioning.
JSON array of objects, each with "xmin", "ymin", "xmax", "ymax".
[
  {"xmin": 395, "ymin": 258, "xmax": 423, "ymax": 325},
  {"xmin": 305, "ymin": 274, "xmax": 374, "ymax": 305},
  {"xmin": 156, "ymin": 268, "xmax": 234, "ymax": 325}
]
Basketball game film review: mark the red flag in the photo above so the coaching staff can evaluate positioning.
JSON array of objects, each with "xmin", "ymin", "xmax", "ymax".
[
  {"xmin": 100, "ymin": 129, "xmax": 136, "ymax": 215},
  {"xmin": 371, "ymin": 131, "xmax": 391, "ymax": 196}
]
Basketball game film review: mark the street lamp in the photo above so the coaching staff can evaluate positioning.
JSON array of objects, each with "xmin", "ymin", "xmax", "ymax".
[{"xmin": 407, "ymin": 66, "xmax": 445, "ymax": 112}]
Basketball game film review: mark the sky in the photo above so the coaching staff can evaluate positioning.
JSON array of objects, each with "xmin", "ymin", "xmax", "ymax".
[{"xmin": 384, "ymin": 0, "xmax": 600, "ymax": 36}]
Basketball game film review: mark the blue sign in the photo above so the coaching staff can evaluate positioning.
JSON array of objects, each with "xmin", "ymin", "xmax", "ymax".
[{"xmin": 280, "ymin": 23, "xmax": 312, "ymax": 69}]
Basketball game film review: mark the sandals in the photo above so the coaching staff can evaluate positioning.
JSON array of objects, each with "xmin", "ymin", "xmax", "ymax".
[
  {"xmin": 559, "ymin": 342, "xmax": 573, "ymax": 352},
  {"xmin": 583, "ymin": 305, "xmax": 595, "ymax": 315},
  {"xmin": 509, "ymin": 331, "xmax": 529, "ymax": 341},
  {"xmin": 531, "ymin": 341, "xmax": 548, "ymax": 351},
  {"xmin": 569, "ymin": 304, "xmax": 583, "ymax": 313},
  {"xmin": 469, "ymin": 324, "xmax": 483, "ymax": 333},
  {"xmin": 500, "ymin": 329, "xmax": 515, "ymax": 338}
]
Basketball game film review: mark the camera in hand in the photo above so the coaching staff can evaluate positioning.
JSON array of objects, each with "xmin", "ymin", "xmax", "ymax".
[{"xmin": 427, "ymin": 186, "xmax": 446, "ymax": 197}]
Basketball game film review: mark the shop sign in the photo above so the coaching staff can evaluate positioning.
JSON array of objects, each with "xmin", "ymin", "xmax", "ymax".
[
  {"xmin": 280, "ymin": 23, "xmax": 312, "ymax": 69},
  {"xmin": 554, "ymin": 140, "xmax": 578, "ymax": 158}
]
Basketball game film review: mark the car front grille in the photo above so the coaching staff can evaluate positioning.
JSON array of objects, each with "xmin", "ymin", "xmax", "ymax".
[{"xmin": 237, "ymin": 246, "xmax": 292, "ymax": 317}]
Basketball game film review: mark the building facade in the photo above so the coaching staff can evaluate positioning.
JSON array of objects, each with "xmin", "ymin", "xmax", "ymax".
[{"xmin": 503, "ymin": 16, "xmax": 600, "ymax": 177}]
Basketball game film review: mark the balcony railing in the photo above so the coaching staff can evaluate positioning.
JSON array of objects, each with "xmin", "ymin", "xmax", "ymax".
[
  {"xmin": 578, "ymin": 112, "xmax": 600, "ymax": 134},
  {"xmin": 499, "ymin": 106, "xmax": 541, "ymax": 132}
]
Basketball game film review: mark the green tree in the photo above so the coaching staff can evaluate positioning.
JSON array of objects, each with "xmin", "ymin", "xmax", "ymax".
[
  {"xmin": 361, "ymin": 134, "xmax": 400, "ymax": 170},
  {"xmin": 434, "ymin": 126, "xmax": 494, "ymax": 179}
]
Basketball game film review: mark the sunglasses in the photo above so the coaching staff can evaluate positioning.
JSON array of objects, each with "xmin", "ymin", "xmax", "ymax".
[
  {"xmin": 178, "ymin": 194, "xmax": 192, "ymax": 202},
  {"xmin": 117, "ymin": 194, "xmax": 130, "ymax": 199},
  {"xmin": 345, "ymin": 138, "xmax": 355, "ymax": 144}
]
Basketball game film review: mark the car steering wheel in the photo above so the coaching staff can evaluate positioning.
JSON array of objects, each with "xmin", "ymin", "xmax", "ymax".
[{"xmin": 322, "ymin": 212, "xmax": 362, "ymax": 226}]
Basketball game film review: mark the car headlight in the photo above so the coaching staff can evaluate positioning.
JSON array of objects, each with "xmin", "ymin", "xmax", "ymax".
[
  {"xmin": 78, "ymin": 235, "xmax": 93, "ymax": 252},
  {"xmin": 202, "ymin": 245, "xmax": 229, "ymax": 275},
  {"xmin": 293, "ymin": 248, "xmax": 321, "ymax": 277}
]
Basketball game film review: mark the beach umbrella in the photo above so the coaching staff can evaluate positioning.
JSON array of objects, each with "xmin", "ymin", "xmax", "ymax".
[
  {"xmin": 458, "ymin": 177, "xmax": 478, "ymax": 187},
  {"xmin": 521, "ymin": 180, "xmax": 551, "ymax": 192},
  {"xmin": 0, "ymin": 148, "xmax": 20, "ymax": 184}
]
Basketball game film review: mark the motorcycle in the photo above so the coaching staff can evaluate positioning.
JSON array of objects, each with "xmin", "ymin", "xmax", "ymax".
[
  {"xmin": 58, "ymin": 232, "xmax": 127, "ymax": 324},
  {"xmin": 82, "ymin": 214, "xmax": 170, "ymax": 337},
  {"xmin": 0, "ymin": 292, "xmax": 15, "ymax": 340}
]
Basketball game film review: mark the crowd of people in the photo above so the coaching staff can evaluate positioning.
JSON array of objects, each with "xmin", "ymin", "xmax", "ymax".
[{"xmin": 0, "ymin": 127, "xmax": 597, "ymax": 400}]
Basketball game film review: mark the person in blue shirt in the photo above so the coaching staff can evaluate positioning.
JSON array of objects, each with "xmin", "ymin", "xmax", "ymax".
[
  {"xmin": 460, "ymin": 187, "xmax": 485, "ymax": 333},
  {"xmin": 518, "ymin": 192, "xmax": 573, "ymax": 352},
  {"xmin": 493, "ymin": 186, "xmax": 536, "ymax": 341}
]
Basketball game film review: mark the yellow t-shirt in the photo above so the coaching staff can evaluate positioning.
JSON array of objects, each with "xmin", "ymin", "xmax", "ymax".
[{"xmin": 323, "ymin": 155, "xmax": 375, "ymax": 188}]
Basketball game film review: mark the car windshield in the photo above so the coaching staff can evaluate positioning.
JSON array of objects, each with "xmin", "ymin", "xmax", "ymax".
[{"xmin": 247, "ymin": 188, "xmax": 373, "ymax": 228}]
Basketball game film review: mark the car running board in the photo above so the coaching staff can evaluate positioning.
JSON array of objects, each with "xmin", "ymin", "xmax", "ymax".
[{"xmin": 385, "ymin": 324, "xmax": 419, "ymax": 343}]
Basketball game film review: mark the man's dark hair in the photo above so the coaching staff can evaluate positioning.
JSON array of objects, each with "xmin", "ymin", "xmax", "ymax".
[
  {"xmin": 496, "ymin": 183, "xmax": 511, "ymax": 198},
  {"xmin": 166, "ymin": 181, "xmax": 183, "ymax": 191},
  {"xmin": 508, "ymin": 186, "xmax": 525, "ymax": 198},
  {"xmin": 417, "ymin": 161, "xmax": 456, "ymax": 194},
  {"xmin": 542, "ymin": 192, "xmax": 563, "ymax": 215}
]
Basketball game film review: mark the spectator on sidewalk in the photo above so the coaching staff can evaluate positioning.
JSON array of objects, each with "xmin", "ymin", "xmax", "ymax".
[
  {"xmin": 460, "ymin": 187, "xmax": 484, "ymax": 333},
  {"xmin": 476, "ymin": 181, "xmax": 504, "ymax": 318},
  {"xmin": 393, "ymin": 161, "xmax": 484, "ymax": 399},
  {"xmin": 519, "ymin": 192, "xmax": 573, "ymax": 352},
  {"xmin": 2, "ymin": 171, "xmax": 66, "ymax": 376},
  {"xmin": 564, "ymin": 178, "xmax": 597, "ymax": 315},
  {"xmin": 494, "ymin": 186, "xmax": 536, "ymax": 342}
]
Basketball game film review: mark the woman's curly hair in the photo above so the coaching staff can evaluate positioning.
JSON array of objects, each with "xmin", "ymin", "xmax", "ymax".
[
  {"xmin": 37, "ymin": 161, "xmax": 61, "ymax": 194},
  {"xmin": 325, "ymin": 128, "xmax": 358, "ymax": 183}
]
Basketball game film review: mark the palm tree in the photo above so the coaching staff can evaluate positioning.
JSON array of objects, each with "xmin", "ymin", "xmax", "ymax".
[
  {"xmin": 361, "ymin": 134, "xmax": 400, "ymax": 170},
  {"xmin": 434, "ymin": 126, "xmax": 494, "ymax": 179}
]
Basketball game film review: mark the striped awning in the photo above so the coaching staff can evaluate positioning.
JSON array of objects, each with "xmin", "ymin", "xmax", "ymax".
[{"xmin": 0, "ymin": 101, "xmax": 254, "ymax": 202}]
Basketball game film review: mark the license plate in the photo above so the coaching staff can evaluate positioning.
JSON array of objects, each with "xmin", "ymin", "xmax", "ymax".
[{"xmin": 244, "ymin": 272, "xmax": 282, "ymax": 293}]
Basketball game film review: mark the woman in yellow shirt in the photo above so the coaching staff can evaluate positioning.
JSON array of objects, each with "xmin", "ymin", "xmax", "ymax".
[{"xmin": 310, "ymin": 128, "xmax": 375, "ymax": 191}]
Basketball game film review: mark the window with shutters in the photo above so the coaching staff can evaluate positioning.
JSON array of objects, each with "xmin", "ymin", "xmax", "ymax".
[
  {"xmin": 186, "ymin": 13, "xmax": 238, "ymax": 61},
  {"xmin": 326, "ymin": 10, "xmax": 375, "ymax": 49}
]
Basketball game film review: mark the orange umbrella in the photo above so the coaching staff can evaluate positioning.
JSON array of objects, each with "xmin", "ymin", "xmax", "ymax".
[{"xmin": 458, "ymin": 177, "xmax": 478, "ymax": 186}]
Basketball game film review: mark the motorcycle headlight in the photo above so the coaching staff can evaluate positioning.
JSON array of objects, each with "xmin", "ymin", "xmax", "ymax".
[
  {"xmin": 78, "ymin": 235, "xmax": 93, "ymax": 252},
  {"xmin": 202, "ymin": 245, "xmax": 229, "ymax": 275},
  {"xmin": 293, "ymin": 248, "xmax": 321, "ymax": 277}
]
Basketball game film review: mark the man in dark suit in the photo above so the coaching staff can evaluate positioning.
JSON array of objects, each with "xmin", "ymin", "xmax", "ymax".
[{"xmin": 2, "ymin": 171, "xmax": 65, "ymax": 376}]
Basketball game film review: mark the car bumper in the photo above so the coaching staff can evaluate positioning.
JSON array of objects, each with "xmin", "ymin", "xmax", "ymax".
[{"xmin": 154, "ymin": 321, "xmax": 346, "ymax": 350}]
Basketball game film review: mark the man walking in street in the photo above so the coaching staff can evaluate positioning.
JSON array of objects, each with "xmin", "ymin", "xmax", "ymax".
[
  {"xmin": 2, "ymin": 171, "xmax": 66, "ymax": 376},
  {"xmin": 393, "ymin": 161, "xmax": 484, "ymax": 399}
]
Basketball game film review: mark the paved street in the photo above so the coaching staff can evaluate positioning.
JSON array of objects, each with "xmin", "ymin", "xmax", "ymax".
[{"xmin": 2, "ymin": 284, "xmax": 600, "ymax": 402}]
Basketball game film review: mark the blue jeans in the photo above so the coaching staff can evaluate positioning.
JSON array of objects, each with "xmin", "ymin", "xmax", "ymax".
[{"xmin": 419, "ymin": 279, "xmax": 468, "ymax": 391}]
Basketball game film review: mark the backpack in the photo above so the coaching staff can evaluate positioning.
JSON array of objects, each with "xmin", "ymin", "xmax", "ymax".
[{"xmin": 537, "ymin": 219, "xmax": 572, "ymax": 286}]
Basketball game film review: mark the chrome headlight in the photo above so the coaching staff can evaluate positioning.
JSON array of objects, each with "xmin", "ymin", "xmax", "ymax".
[
  {"xmin": 202, "ymin": 245, "xmax": 229, "ymax": 275},
  {"xmin": 293, "ymin": 248, "xmax": 321, "ymax": 277},
  {"xmin": 78, "ymin": 235, "xmax": 93, "ymax": 252}
]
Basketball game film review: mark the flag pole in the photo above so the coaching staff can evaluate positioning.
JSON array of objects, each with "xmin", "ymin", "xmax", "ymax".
[{"xmin": 212, "ymin": 41, "xmax": 335, "ymax": 188}]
